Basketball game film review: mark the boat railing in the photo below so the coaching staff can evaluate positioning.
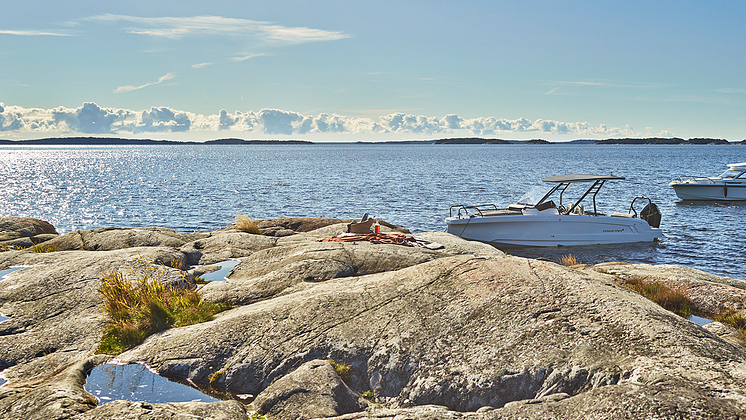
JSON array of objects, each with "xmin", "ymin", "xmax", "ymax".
[
  {"xmin": 449, "ymin": 204, "xmax": 499, "ymax": 218},
  {"xmin": 627, "ymin": 196, "xmax": 652, "ymax": 218}
]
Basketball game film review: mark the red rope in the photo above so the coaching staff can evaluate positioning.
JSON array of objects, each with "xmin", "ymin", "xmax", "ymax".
[{"xmin": 321, "ymin": 233, "xmax": 416, "ymax": 246}]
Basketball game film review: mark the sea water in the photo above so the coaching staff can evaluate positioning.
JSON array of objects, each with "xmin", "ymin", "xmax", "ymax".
[{"xmin": 0, "ymin": 143, "xmax": 744, "ymax": 279}]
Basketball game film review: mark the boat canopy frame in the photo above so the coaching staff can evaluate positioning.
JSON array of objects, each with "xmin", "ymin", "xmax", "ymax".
[{"xmin": 536, "ymin": 174, "xmax": 625, "ymax": 216}]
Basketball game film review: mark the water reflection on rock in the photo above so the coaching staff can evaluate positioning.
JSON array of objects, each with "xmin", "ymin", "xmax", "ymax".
[
  {"xmin": 84, "ymin": 363, "xmax": 220, "ymax": 405},
  {"xmin": 199, "ymin": 259, "xmax": 240, "ymax": 282},
  {"xmin": 0, "ymin": 266, "xmax": 27, "ymax": 280}
]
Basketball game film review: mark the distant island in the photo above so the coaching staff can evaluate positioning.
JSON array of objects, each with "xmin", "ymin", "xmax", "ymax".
[
  {"xmin": 0, "ymin": 137, "xmax": 313, "ymax": 145},
  {"xmin": 433, "ymin": 137, "xmax": 512, "ymax": 145},
  {"xmin": 0, "ymin": 136, "xmax": 743, "ymax": 145},
  {"xmin": 592, "ymin": 137, "xmax": 734, "ymax": 145}
]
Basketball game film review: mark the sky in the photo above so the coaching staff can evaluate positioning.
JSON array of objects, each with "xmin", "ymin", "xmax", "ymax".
[{"xmin": 1, "ymin": 0, "xmax": 745, "ymax": 142}]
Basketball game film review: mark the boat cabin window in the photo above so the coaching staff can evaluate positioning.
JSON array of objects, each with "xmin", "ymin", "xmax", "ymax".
[{"xmin": 719, "ymin": 169, "xmax": 744, "ymax": 179}]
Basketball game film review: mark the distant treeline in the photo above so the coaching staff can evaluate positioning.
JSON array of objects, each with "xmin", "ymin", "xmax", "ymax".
[
  {"xmin": 1, "ymin": 136, "xmax": 744, "ymax": 145},
  {"xmin": 592, "ymin": 137, "xmax": 735, "ymax": 145},
  {"xmin": 0, "ymin": 137, "xmax": 313, "ymax": 145},
  {"xmin": 433, "ymin": 137, "xmax": 744, "ymax": 145}
]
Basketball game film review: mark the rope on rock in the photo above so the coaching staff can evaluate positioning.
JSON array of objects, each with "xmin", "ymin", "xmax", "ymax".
[{"xmin": 321, "ymin": 233, "xmax": 417, "ymax": 246}]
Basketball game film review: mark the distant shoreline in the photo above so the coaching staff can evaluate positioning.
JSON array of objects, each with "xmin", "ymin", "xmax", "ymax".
[{"xmin": 0, "ymin": 136, "xmax": 743, "ymax": 145}]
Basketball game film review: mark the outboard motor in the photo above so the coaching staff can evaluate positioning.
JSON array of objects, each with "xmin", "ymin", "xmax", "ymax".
[{"xmin": 640, "ymin": 202, "xmax": 661, "ymax": 228}]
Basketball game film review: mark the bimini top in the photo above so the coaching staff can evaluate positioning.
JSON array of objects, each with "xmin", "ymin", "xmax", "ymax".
[
  {"xmin": 727, "ymin": 162, "xmax": 746, "ymax": 171},
  {"xmin": 541, "ymin": 174, "xmax": 626, "ymax": 183}
]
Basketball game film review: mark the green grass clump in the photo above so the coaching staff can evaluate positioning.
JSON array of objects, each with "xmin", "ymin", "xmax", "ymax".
[
  {"xmin": 97, "ymin": 264, "xmax": 230, "ymax": 354},
  {"xmin": 622, "ymin": 276, "xmax": 693, "ymax": 318},
  {"xmin": 329, "ymin": 359, "xmax": 352, "ymax": 384},
  {"xmin": 361, "ymin": 390, "xmax": 376, "ymax": 402},
  {"xmin": 714, "ymin": 308, "xmax": 746, "ymax": 340},
  {"xmin": 31, "ymin": 243, "xmax": 58, "ymax": 253},
  {"xmin": 233, "ymin": 214, "xmax": 263, "ymax": 235}
]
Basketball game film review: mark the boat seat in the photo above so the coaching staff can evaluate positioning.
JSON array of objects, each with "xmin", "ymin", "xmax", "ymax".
[
  {"xmin": 611, "ymin": 212, "xmax": 635, "ymax": 218},
  {"xmin": 534, "ymin": 200, "xmax": 556, "ymax": 211}
]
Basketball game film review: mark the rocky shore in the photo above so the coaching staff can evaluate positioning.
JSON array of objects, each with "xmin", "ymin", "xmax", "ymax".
[{"xmin": 2, "ymin": 216, "xmax": 746, "ymax": 419}]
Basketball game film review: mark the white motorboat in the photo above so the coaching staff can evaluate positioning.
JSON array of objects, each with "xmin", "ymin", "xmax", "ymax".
[
  {"xmin": 669, "ymin": 162, "xmax": 746, "ymax": 201},
  {"xmin": 445, "ymin": 174, "xmax": 662, "ymax": 247}
]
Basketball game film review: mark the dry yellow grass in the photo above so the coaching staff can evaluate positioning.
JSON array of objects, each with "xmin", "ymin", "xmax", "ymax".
[
  {"xmin": 621, "ymin": 275, "xmax": 693, "ymax": 318},
  {"xmin": 559, "ymin": 254, "xmax": 579, "ymax": 267},
  {"xmin": 233, "ymin": 213, "xmax": 263, "ymax": 235}
]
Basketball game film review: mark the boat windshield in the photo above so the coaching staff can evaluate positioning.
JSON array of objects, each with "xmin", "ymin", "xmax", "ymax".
[
  {"xmin": 718, "ymin": 169, "xmax": 744, "ymax": 178},
  {"xmin": 516, "ymin": 185, "xmax": 546, "ymax": 206}
]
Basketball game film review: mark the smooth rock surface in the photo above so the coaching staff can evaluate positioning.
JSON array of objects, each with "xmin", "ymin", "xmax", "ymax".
[
  {"xmin": 3, "ymin": 219, "xmax": 746, "ymax": 419},
  {"xmin": 250, "ymin": 359, "xmax": 369, "ymax": 420}
]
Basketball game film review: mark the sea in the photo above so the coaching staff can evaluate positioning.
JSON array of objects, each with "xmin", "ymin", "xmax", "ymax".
[{"xmin": 1, "ymin": 143, "xmax": 744, "ymax": 279}]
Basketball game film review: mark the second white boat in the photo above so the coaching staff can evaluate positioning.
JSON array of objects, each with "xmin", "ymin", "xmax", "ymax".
[
  {"xmin": 445, "ymin": 174, "xmax": 663, "ymax": 247},
  {"xmin": 669, "ymin": 162, "xmax": 746, "ymax": 201}
]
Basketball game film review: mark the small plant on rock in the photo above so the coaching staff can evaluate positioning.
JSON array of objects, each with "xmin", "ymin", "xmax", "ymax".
[
  {"xmin": 621, "ymin": 275, "xmax": 693, "ymax": 318},
  {"xmin": 31, "ymin": 243, "xmax": 58, "ymax": 253},
  {"xmin": 559, "ymin": 254, "xmax": 579, "ymax": 267},
  {"xmin": 233, "ymin": 214, "xmax": 263, "ymax": 235},
  {"xmin": 329, "ymin": 359, "xmax": 352, "ymax": 384},
  {"xmin": 714, "ymin": 308, "xmax": 746, "ymax": 339},
  {"xmin": 361, "ymin": 390, "xmax": 376, "ymax": 402},
  {"xmin": 97, "ymin": 259, "xmax": 231, "ymax": 354}
]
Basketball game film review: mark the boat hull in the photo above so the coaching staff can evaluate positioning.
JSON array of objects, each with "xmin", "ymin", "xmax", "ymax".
[
  {"xmin": 445, "ymin": 214, "xmax": 662, "ymax": 247},
  {"xmin": 669, "ymin": 182, "xmax": 746, "ymax": 201}
]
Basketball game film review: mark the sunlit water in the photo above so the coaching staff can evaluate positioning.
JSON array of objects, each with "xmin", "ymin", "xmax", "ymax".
[{"xmin": 1, "ymin": 144, "xmax": 744, "ymax": 278}]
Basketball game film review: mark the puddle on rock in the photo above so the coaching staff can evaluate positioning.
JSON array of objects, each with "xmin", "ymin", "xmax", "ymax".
[
  {"xmin": 689, "ymin": 315, "xmax": 712, "ymax": 326},
  {"xmin": 0, "ymin": 266, "xmax": 27, "ymax": 280},
  {"xmin": 85, "ymin": 363, "xmax": 220, "ymax": 405},
  {"xmin": 0, "ymin": 313, "xmax": 8, "ymax": 323},
  {"xmin": 199, "ymin": 260, "xmax": 240, "ymax": 282}
]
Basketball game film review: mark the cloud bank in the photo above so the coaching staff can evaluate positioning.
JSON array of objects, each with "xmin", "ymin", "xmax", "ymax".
[{"xmin": 0, "ymin": 102, "xmax": 641, "ymax": 139}]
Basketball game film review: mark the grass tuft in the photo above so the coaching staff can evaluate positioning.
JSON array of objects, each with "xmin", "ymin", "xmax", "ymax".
[
  {"xmin": 329, "ymin": 359, "xmax": 352, "ymax": 384},
  {"xmin": 621, "ymin": 276, "xmax": 693, "ymax": 318},
  {"xmin": 1, "ymin": 243, "xmax": 24, "ymax": 252},
  {"xmin": 558, "ymin": 254, "xmax": 579, "ymax": 267},
  {"xmin": 361, "ymin": 390, "xmax": 376, "ymax": 402},
  {"xmin": 97, "ymin": 260, "xmax": 231, "ymax": 355},
  {"xmin": 31, "ymin": 243, "xmax": 58, "ymax": 253},
  {"xmin": 714, "ymin": 308, "xmax": 746, "ymax": 340},
  {"xmin": 233, "ymin": 214, "xmax": 263, "ymax": 235}
]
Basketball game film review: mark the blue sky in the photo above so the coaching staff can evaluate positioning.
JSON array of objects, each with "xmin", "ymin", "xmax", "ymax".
[{"xmin": 1, "ymin": 0, "xmax": 745, "ymax": 142}]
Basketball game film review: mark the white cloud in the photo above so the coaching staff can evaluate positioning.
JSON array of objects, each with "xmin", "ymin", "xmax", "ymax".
[
  {"xmin": 51, "ymin": 103, "xmax": 129, "ymax": 134},
  {"xmin": 134, "ymin": 107, "xmax": 192, "ymax": 133},
  {"xmin": 192, "ymin": 63, "xmax": 212, "ymax": 69},
  {"xmin": 85, "ymin": 14, "xmax": 349, "ymax": 45},
  {"xmin": 0, "ymin": 102, "xmax": 648, "ymax": 139},
  {"xmin": 716, "ymin": 88, "xmax": 746, "ymax": 94},
  {"xmin": 231, "ymin": 54, "xmax": 265, "ymax": 62},
  {"xmin": 114, "ymin": 73, "xmax": 176, "ymax": 93},
  {"xmin": 0, "ymin": 30, "xmax": 71, "ymax": 36}
]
